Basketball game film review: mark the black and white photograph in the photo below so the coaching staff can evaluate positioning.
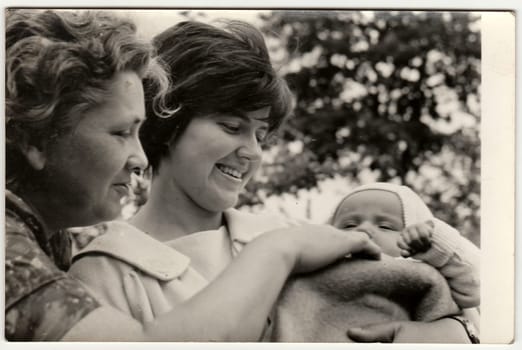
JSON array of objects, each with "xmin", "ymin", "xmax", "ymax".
[{"xmin": 2, "ymin": 3, "xmax": 516, "ymax": 347}]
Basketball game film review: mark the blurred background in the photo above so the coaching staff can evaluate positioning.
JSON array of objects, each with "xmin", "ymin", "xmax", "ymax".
[{"xmin": 72, "ymin": 9, "xmax": 481, "ymax": 250}]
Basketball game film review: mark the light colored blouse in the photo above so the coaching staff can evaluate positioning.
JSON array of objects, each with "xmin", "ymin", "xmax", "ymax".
[{"xmin": 69, "ymin": 209, "xmax": 299, "ymax": 324}]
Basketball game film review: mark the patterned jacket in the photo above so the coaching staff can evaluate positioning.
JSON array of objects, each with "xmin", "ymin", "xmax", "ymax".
[{"xmin": 5, "ymin": 190, "xmax": 100, "ymax": 341}]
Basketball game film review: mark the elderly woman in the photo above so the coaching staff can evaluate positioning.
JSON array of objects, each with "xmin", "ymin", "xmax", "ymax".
[
  {"xmin": 5, "ymin": 10, "xmax": 380, "ymax": 341},
  {"xmin": 69, "ymin": 19, "xmax": 475, "ymax": 343}
]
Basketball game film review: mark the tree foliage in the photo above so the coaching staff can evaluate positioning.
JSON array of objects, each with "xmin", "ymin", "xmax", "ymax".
[{"xmin": 239, "ymin": 11, "xmax": 481, "ymax": 246}]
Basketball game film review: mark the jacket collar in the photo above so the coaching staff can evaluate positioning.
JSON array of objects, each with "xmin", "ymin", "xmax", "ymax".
[
  {"xmin": 73, "ymin": 210, "xmax": 298, "ymax": 280},
  {"xmin": 73, "ymin": 221, "xmax": 190, "ymax": 281},
  {"xmin": 224, "ymin": 208, "xmax": 298, "ymax": 245}
]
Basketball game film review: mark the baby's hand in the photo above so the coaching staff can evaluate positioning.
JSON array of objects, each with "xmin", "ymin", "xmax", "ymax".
[{"xmin": 397, "ymin": 221, "xmax": 434, "ymax": 257}]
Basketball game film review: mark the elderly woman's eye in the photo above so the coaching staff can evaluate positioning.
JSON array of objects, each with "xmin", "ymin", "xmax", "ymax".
[{"xmin": 112, "ymin": 129, "xmax": 132, "ymax": 137}]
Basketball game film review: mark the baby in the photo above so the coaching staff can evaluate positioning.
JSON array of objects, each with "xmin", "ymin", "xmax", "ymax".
[{"xmin": 331, "ymin": 182, "xmax": 480, "ymax": 310}]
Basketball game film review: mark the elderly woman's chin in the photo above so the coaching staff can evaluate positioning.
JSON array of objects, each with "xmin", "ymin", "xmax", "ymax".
[
  {"xmin": 88, "ymin": 203, "xmax": 123, "ymax": 226},
  {"xmin": 78, "ymin": 189, "xmax": 128, "ymax": 226}
]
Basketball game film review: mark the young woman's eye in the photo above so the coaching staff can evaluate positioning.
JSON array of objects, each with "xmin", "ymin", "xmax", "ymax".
[{"xmin": 220, "ymin": 122, "xmax": 241, "ymax": 133}]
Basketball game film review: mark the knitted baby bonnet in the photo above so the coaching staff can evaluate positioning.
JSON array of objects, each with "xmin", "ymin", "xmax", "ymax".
[
  {"xmin": 333, "ymin": 182, "xmax": 478, "ymax": 277},
  {"xmin": 335, "ymin": 182, "xmax": 434, "ymax": 227}
]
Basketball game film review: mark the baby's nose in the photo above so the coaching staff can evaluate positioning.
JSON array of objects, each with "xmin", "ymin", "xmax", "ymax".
[{"xmin": 354, "ymin": 222, "xmax": 375, "ymax": 239}]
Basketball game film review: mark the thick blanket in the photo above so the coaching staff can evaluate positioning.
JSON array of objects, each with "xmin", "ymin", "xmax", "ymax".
[{"xmin": 271, "ymin": 256, "xmax": 460, "ymax": 342}]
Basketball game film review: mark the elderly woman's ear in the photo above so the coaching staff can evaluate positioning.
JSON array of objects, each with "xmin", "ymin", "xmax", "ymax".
[{"xmin": 18, "ymin": 134, "xmax": 47, "ymax": 171}]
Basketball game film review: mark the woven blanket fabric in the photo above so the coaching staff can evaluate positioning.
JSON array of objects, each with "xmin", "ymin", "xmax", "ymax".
[{"xmin": 271, "ymin": 256, "xmax": 460, "ymax": 342}]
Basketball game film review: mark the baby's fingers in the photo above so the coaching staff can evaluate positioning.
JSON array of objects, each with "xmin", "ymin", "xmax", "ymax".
[
  {"xmin": 397, "ymin": 235, "xmax": 409, "ymax": 249},
  {"xmin": 416, "ymin": 224, "xmax": 433, "ymax": 248},
  {"xmin": 401, "ymin": 227, "xmax": 415, "ymax": 246},
  {"xmin": 402, "ymin": 223, "xmax": 432, "ymax": 253},
  {"xmin": 397, "ymin": 236, "xmax": 411, "ymax": 257},
  {"xmin": 407, "ymin": 227, "xmax": 428, "ymax": 251}
]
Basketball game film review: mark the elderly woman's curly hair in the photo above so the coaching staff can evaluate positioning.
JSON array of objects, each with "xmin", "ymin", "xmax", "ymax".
[{"xmin": 5, "ymin": 9, "xmax": 173, "ymax": 185}]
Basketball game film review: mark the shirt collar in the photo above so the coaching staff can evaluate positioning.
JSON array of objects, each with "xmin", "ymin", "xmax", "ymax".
[
  {"xmin": 224, "ymin": 208, "xmax": 297, "ymax": 245},
  {"xmin": 73, "ymin": 220, "xmax": 191, "ymax": 281}
]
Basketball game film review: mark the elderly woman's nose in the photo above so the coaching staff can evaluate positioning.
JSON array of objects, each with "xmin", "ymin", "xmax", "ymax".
[{"xmin": 127, "ymin": 137, "xmax": 148, "ymax": 172}]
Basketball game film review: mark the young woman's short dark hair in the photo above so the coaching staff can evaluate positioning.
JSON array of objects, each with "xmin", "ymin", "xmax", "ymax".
[{"xmin": 140, "ymin": 20, "xmax": 294, "ymax": 173}]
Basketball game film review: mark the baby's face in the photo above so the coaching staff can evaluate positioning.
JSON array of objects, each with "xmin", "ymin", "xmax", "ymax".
[{"xmin": 332, "ymin": 189, "xmax": 404, "ymax": 257}]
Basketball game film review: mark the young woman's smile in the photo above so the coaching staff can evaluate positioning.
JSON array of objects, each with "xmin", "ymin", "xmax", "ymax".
[{"xmin": 215, "ymin": 163, "xmax": 246, "ymax": 182}]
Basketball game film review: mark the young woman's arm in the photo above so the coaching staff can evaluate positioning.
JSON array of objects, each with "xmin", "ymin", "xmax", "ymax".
[{"xmin": 64, "ymin": 225, "xmax": 380, "ymax": 341}]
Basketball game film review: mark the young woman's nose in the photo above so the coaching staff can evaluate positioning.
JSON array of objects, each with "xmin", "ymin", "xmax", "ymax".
[
  {"xmin": 127, "ymin": 136, "xmax": 148, "ymax": 173},
  {"xmin": 237, "ymin": 133, "xmax": 262, "ymax": 161}
]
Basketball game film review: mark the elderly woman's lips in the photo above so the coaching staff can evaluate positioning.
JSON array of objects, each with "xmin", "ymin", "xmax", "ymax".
[{"xmin": 113, "ymin": 183, "xmax": 130, "ymax": 196}]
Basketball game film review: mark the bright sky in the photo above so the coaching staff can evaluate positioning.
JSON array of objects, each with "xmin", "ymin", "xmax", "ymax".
[{"xmin": 118, "ymin": 9, "xmax": 268, "ymax": 39}]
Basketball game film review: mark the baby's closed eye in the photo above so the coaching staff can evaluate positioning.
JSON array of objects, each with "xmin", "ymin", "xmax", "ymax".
[
  {"xmin": 378, "ymin": 222, "xmax": 399, "ymax": 231},
  {"xmin": 340, "ymin": 223, "xmax": 357, "ymax": 229}
]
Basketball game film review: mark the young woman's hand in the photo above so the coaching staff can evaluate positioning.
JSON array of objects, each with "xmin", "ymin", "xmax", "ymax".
[
  {"xmin": 347, "ymin": 318, "xmax": 473, "ymax": 343},
  {"xmin": 264, "ymin": 224, "xmax": 381, "ymax": 275}
]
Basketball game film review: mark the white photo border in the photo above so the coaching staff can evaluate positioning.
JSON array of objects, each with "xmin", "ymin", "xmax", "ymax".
[{"xmin": 1, "ymin": 1, "xmax": 518, "ymax": 349}]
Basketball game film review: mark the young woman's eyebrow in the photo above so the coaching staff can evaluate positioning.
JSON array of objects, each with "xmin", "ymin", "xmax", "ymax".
[{"xmin": 231, "ymin": 111, "xmax": 270, "ymax": 127}]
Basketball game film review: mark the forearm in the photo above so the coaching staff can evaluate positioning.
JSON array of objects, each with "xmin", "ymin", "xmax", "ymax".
[
  {"xmin": 143, "ymin": 232, "xmax": 293, "ymax": 341},
  {"xmin": 66, "ymin": 224, "xmax": 378, "ymax": 341},
  {"xmin": 439, "ymin": 262, "xmax": 480, "ymax": 308},
  {"xmin": 414, "ymin": 218, "xmax": 480, "ymax": 308}
]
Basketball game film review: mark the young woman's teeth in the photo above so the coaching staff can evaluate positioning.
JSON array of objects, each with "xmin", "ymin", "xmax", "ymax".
[{"xmin": 217, "ymin": 165, "xmax": 242, "ymax": 179}]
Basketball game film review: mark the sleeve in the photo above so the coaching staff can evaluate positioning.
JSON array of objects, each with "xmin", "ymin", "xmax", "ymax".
[
  {"xmin": 68, "ymin": 255, "xmax": 136, "ymax": 318},
  {"xmin": 412, "ymin": 218, "xmax": 480, "ymax": 308},
  {"xmin": 60, "ymin": 306, "xmax": 144, "ymax": 341},
  {"xmin": 5, "ymin": 227, "xmax": 100, "ymax": 340},
  {"xmin": 69, "ymin": 253, "xmax": 162, "ymax": 325}
]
